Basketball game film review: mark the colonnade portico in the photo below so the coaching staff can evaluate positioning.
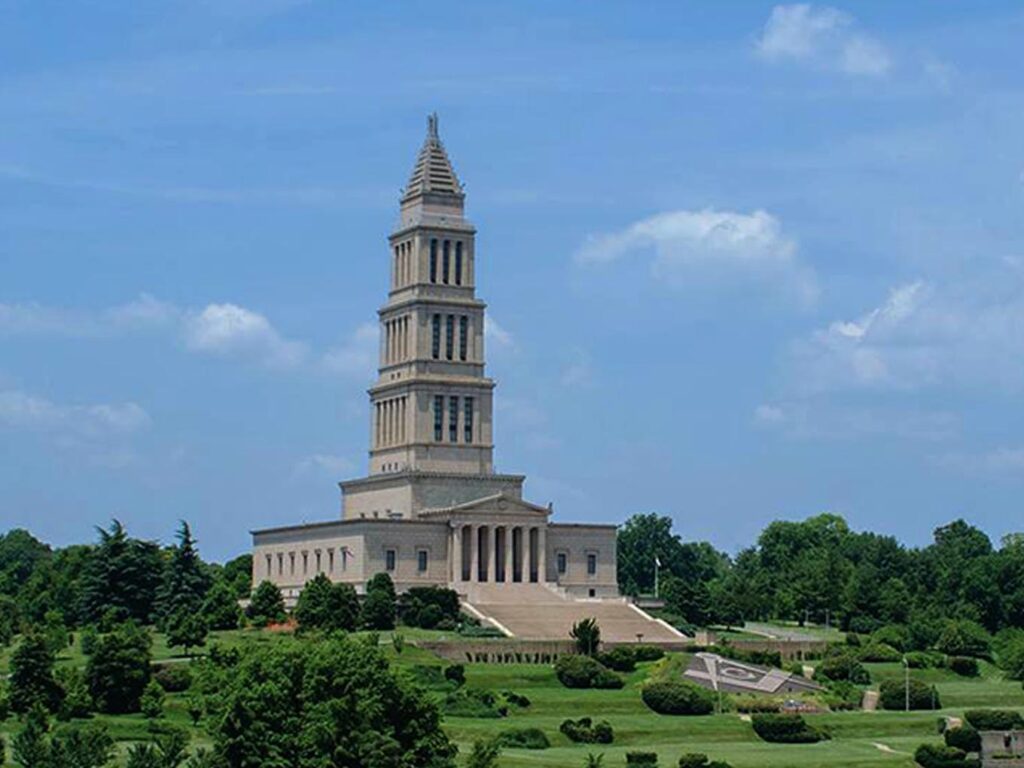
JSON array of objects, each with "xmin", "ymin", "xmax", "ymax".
[{"xmin": 451, "ymin": 522, "xmax": 546, "ymax": 584}]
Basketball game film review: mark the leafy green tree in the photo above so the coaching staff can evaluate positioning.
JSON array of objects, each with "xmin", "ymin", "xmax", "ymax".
[
  {"xmin": 78, "ymin": 521, "xmax": 163, "ymax": 625},
  {"xmin": 1, "ymin": 594, "xmax": 20, "ymax": 645},
  {"xmin": 616, "ymin": 514, "xmax": 726, "ymax": 596},
  {"xmin": 140, "ymin": 680, "xmax": 165, "ymax": 719},
  {"xmin": 200, "ymin": 580, "xmax": 241, "ymax": 631},
  {"xmin": 165, "ymin": 612, "xmax": 208, "ymax": 657},
  {"xmin": 295, "ymin": 575, "xmax": 360, "ymax": 632},
  {"xmin": 570, "ymin": 618, "xmax": 601, "ymax": 655},
  {"xmin": 8, "ymin": 632, "xmax": 61, "ymax": 714},
  {"xmin": 360, "ymin": 574, "xmax": 397, "ymax": 630},
  {"xmin": 205, "ymin": 635, "xmax": 456, "ymax": 767},
  {"xmin": 156, "ymin": 522, "xmax": 210, "ymax": 629},
  {"xmin": 661, "ymin": 575, "xmax": 711, "ymax": 627},
  {"xmin": 124, "ymin": 728, "xmax": 191, "ymax": 768},
  {"xmin": 220, "ymin": 554, "xmax": 253, "ymax": 599},
  {"xmin": 48, "ymin": 721, "xmax": 114, "ymax": 768},
  {"xmin": 54, "ymin": 667, "xmax": 93, "ymax": 720},
  {"xmin": 12, "ymin": 704, "xmax": 51, "ymax": 768},
  {"xmin": 246, "ymin": 581, "xmax": 286, "ymax": 627},
  {"xmin": 85, "ymin": 622, "xmax": 152, "ymax": 714},
  {"xmin": 936, "ymin": 619, "xmax": 992, "ymax": 658}
]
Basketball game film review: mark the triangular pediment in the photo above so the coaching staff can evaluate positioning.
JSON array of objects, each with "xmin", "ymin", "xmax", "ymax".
[{"xmin": 419, "ymin": 492, "xmax": 550, "ymax": 519}]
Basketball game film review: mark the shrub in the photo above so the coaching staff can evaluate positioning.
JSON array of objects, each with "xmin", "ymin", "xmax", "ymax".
[
  {"xmin": 495, "ymin": 728, "xmax": 549, "ymax": 749},
  {"xmin": 502, "ymin": 691, "xmax": 531, "ymax": 708},
  {"xmin": 935, "ymin": 620, "xmax": 991, "ymax": 659},
  {"xmin": 963, "ymin": 709, "xmax": 1024, "ymax": 730},
  {"xmin": 560, "ymin": 717, "xmax": 614, "ymax": 744},
  {"xmin": 750, "ymin": 713, "xmax": 828, "ymax": 744},
  {"xmin": 570, "ymin": 618, "xmax": 601, "ymax": 655},
  {"xmin": 858, "ymin": 643, "xmax": 902, "ymax": 663},
  {"xmin": 913, "ymin": 743, "xmax": 978, "ymax": 768},
  {"xmin": 944, "ymin": 725, "xmax": 981, "ymax": 753},
  {"xmin": 152, "ymin": 664, "xmax": 192, "ymax": 693},
  {"xmin": 139, "ymin": 679, "xmax": 165, "ymax": 719},
  {"xmin": 872, "ymin": 625, "xmax": 911, "ymax": 652},
  {"xmin": 444, "ymin": 664, "xmax": 466, "ymax": 687},
  {"xmin": 554, "ymin": 655, "xmax": 623, "ymax": 690},
  {"xmin": 633, "ymin": 645, "xmax": 665, "ymax": 663},
  {"xmin": 947, "ymin": 656, "xmax": 979, "ymax": 677},
  {"xmin": 407, "ymin": 665, "xmax": 446, "ymax": 688},
  {"xmin": 821, "ymin": 680, "xmax": 863, "ymax": 711},
  {"xmin": 879, "ymin": 678, "xmax": 940, "ymax": 710},
  {"xmin": 596, "ymin": 646, "xmax": 636, "ymax": 672},
  {"xmin": 641, "ymin": 681, "xmax": 715, "ymax": 716},
  {"xmin": 399, "ymin": 587, "xmax": 460, "ymax": 629},
  {"xmin": 442, "ymin": 688, "xmax": 507, "ymax": 718},
  {"xmin": 814, "ymin": 653, "xmax": 870, "ymax": 685},
  {"xmin": 905, "ymin": 651, "xmax": 943, "ymax": 669},
  {"xmin": 732, "ymin": 696, "xmax": 780, "ymax": 714},
  {"xmin": 626, "ymin": 752, "xmax": 659, "ymax": 766},
  {"xmin": 678, "ymin": 755, "xmax": 732, "ymax": 768}
]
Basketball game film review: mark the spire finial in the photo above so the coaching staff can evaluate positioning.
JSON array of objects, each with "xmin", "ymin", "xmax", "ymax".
[{"xmin": 427, "ymin": 112, "xmax": 439, "ymax": 140}]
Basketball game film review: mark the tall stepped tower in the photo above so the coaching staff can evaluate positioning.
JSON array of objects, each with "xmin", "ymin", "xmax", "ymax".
[{"xmin": 340, "ymin": 115, "xmax": 525, "ymax": 521}]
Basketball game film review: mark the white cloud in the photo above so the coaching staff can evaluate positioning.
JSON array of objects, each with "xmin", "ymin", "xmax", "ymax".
[
  {"xmin": 789, "ymin": 275, "xmax": 1024, "ymax": 395},
  {"xmin": 576, "ymin": 208, "xmax": 817, "ymax": 305},
  {"xmin": 755, "ymin": 401, "xmax": 958, "ymax": 441},
  {"xmin": 756, "ymin": 4, "xmax": 891, "ymax": 77},
  {"xmin": 560, "ymin": 350, "xmax": 594, "ymax": 389},
  {"xmin": 183, "ymin": 303, "xmax": 307, "ymax": 368},
  {"xmin": 485, "ymin": 316, "xmax": 515, "ymax": 349},
  {"xmin": 754, "ymin": 404, "xmax": 786, "ymax": 425},
  {"xmin": 0, "ymin": 390, "xmax": 150, "ymax": 437},
  {"xmin": 935, "ymin": 447, "xmax": 1024, "ymax": 477},
  {"xmin": 321, "ymin": 322, "xmax": 379, "ymax": 378}
]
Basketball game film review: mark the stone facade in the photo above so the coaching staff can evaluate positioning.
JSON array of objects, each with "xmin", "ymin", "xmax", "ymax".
[{"xmin": 251, "ymin": 115, "xmax": 618, "ymax": 603}]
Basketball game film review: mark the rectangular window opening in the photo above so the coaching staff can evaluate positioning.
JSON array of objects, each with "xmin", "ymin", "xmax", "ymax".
[
  {"xmin": 445, "ymin": 315, "xmax": 454, "ymax": 360},
  {"xmin": 556, "ymin": 552, "xmax": 567, "ymax": 575},
  {"xmin": 431, "ymin": 314, "xmax": 441, "ymax": 359},
  {"xmin": 429, "ymin": 239, "xmax": 438, "ymax": 283},
  {"xmin": 433, "ymin": 395, "xmax": 444, "ymax": 442},
  {"xmin": 459, "ymin": 316, "xmax": 468, "ymax": 361},
  {"xmin": 587, "ymin": 553, "xmax": 597, "ymax": 576},
  {"xmin": 417, "ymin": 549, "xmax": 429, "ymax": 572},
  {"xmin": 464, "ymin": 397, "xmax": 474, "ymax": 443},
  {"xmin": 442, "ymin": 240, "xmax": 450, "ymax": 284},
  {"xmin": 449, "ymin": 395, "xmax": 459, "ymax": 442},
  {"xmin": 385, "ymin": 549, "xmax": 397, "ymax": 572},
  {"xmin": 455, "ymin": 242, "xmax": 463, "ymax": 285}
]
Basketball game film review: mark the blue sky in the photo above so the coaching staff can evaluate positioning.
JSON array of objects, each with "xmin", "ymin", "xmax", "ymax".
[{"xmin": 2, "ymin": 1, "xmax": 1024, "ymax": 561}]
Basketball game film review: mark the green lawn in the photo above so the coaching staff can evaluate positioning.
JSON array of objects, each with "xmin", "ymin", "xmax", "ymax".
[{"xmin": 3, "ymin": 629, "xmax": 1024, "ymax": 767}]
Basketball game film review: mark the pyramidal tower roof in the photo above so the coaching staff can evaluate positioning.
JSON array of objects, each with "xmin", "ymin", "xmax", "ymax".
[{"xmin": 401, "ymin": 113, "xmax": 464, "ymax": 204}]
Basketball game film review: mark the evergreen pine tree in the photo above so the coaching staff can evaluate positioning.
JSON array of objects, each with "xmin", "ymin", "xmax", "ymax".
[{"xmin": 156, "ymin": 522, "xmax": 211, "ymax": 629}]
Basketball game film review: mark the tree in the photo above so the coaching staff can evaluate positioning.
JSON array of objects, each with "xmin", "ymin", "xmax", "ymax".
[
  {"xmin": 661, "ymin": 575, "xmax": 711, "ymax": 627},
  {"xmin": 156, "ymin": 522, "xmax": 210, "ymax": 629},
  {"xmin": 124, "ymin": 729, "xmax": 191, "ymax": 768},
  {"xmin": 294, "ymin": 574, "xmax": 333, "ymax": 631},
  {"xmin": 85, "ymin": 622, "xmax": 152, "ymax": 714},
  {"xmin": 54, "ymin": 666, "xmax": 93, "ymax": 720},
  {"xmin": 1, "ymin": 594, "xmax": 20, "ymax": 645},
  {"xmin": 205, "ymin": 635, "xmax": 456, "ymax": 767},
  {"xmin": 246, "ymin": 581, "xmax": 286, "ymax": 627},
  {"xmin": 360, "ymin": 574, "xmax": 396, "ymax": 630},
  {"xmin": 936, "ymin": 619, "xmax": 992, "ymax": 659},
  {"xmin": 12, "ymin": 705, "xmax": 51, "ymax": 768},
  {"xmin": 8, "ymin": 632, "xmax": 61, "ymax": 714},
  {"xmin": 48, "ymin": 722, "xmax": 114, "ymax": 768},
  {"xmin": 200, "ymin": 580, "xmax": 241, "ymax": 631},
  {"xmin": 570, "ymin": 618, "xmax": 601, "ymax": 655},
  {"xmin": 165, "ymin": 612, "xmax": 208, "ymax": 657},
  {"xmin": 140, "ymin": 679, "xmax": 165, "ymax": 719},
  {"xmin": 78, "ymin": 521, "xmax": 163, "ymax": 625},
  {"xmin": 220, "ymin": 554, "xmax": 253, "ymax": 599}
]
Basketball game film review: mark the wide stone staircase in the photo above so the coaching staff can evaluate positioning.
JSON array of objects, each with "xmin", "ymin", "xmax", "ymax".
[{"xmin": 462, "ymin": 583, "xmax": 687, "ymax": 644}]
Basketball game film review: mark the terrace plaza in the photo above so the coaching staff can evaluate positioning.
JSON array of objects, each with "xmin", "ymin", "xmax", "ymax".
[{"xmin": 251, "ymin": 116, "xmax": 682, "ymax": 643}]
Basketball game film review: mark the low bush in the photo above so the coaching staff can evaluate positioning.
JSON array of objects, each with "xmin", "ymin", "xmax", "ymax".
[
  {"xmin": 814, "ymin": 653, "xmax": 871, "ymax": 685},
  {"xmin": 560, "ymin": 717, "xmax": 614, "ymax": 744},
  {"xmin": 935, "ymin": 620, "xmax": 992, "ymax": 660},
  {"xmin": 732, "ymin": 696, "xmax": 780, "ymax": 714},
  {"xmin": 944, "ymin": 724, "xmax": 981, "ymax": 753},
  {"xmin": 633, "ymin": 645, "xmax": 666, "ymax": 663},
  {"xmin": 494, "ymin": 728, "xmax": 549, "ymax": 750},
  {"xmin": 678, "ymin": 755, "xmax": 732, "ymax": 768},
  {"xmin": 554, "ymin": 655, "xmax": 624, "ymax": 690},
  {"xmin": 442, "ymin": 688, "xmax": 507, "ymax": 718},
  {"xmin": 947, "ymin": 656, "xmax": 979, "ymax": 677},
  {"xmin": 498, "ymin": 691, "xmax": 528, "ymax": 709},
  {"xmin": 408, "ymin": 665, "xmax": 447, "ymax": 687},
  {"xmin": 458, "ymin": 624, "xmax": 507, "ymax": 638},
  {"xmin": 858, "ymin": 643, "xmax": 902, "ymax": 663},
  {"xmin": 872, "ymin": 624, "xmax": 911, "ymax": 652},
  {"xmin": 641, "ymin": 681, "xmax": 715, "ymax": 716},
  {"xmin": 596, "ymin": 646, "xmax": 637, "ymax": 672},
  {"xmin": 913, "ymin": 743, "xmax": 979, "ymax": 768},
  {"xmin": 963, "ymin": 709, "xmax": 1024, "ymax": 731},
  {"xmin": 444, "ymin": 664, "xmax": 466, "ymax": 687},
  {"xmin": 626, "ymin": 752, "xmax": 659, "ymax": 767},
  {"xmin": 821, "ymin": 680, "xmax": 863, "ymax": 711},
  {"xmin": 398, "ymin": 586, "xmax": 461, "ymax": 629},
  {"xmin": 152, "ymin": 664, "xmax": 192, "ymax": 693},
  {"xmin": 905, "ymin": 651, "xmax": 943, "ymax": 669},
  {"xmin": 879, "ymin": 678, "xmax": 940, "ymax": 711},
  {"xmin": 750, "ymin": 713, "xmax": 828, "ymax": 744}
]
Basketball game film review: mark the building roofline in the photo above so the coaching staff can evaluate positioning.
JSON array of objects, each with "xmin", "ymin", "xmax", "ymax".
[
  {"xmin": 251, "ymin": 517, "xmax": 444, "ymax": 537},
  {"xmin": 340, "ymin": 470, "xmax": 526, "ymax": 490}
]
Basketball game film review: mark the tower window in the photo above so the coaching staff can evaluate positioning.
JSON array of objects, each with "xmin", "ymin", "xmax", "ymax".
[
  {"xmin": 442, "ymin": 240, "xmax": 450, "ymax": 284},
  {"xmin": 433, "ymin": 395, "xmax": 444, "ymax": 441},
  {"xmin": 459, "ymin": 316, "xmax": 468, "ymax": 361},
  {"xmin": 385, "ymin": 549, "xmax": 397, "ymax": 572},
  {"xmin": 445, "ymin": 315, "xmax": 454, "ymax": 360},
  {"xmin": 455, "ymin": 242, "xmax": 463, "ymax": 285},
  {"xmin": 464, "ymin": 397, "xmax": 474, "ymax": 443},
  {"xmin": 449, "ymin": 395, "xmax": 459, "ymax": 442},
  {"xmin": 429, "ymin": 239, "xmax": 438, "ymax": 283},
  {"xmin": 431, "ymin": 314, "xmax": 441, "ymax": 359}
]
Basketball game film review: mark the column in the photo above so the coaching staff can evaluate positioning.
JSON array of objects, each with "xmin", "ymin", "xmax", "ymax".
[
  {"xmin": 452, "ymin": 524, "xmax": 462, "ymax": 584},
  {"xmin": 469, "ymin": 525, "xmax": 478, "ymax": 584},
  {"xmin": 538, "ymin": 526, "xmax": 547, "ymax": 584},
  {"xmin": 491, "ymin": 527, "xmax": 501, "ymax": 583},
  {"xmin": 504, "ymin": 526, "xmax": 513, "ymax": 585},
  {"xmin": 520, "ymin": 527, "xmax": 529, "ymax": 583}
]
